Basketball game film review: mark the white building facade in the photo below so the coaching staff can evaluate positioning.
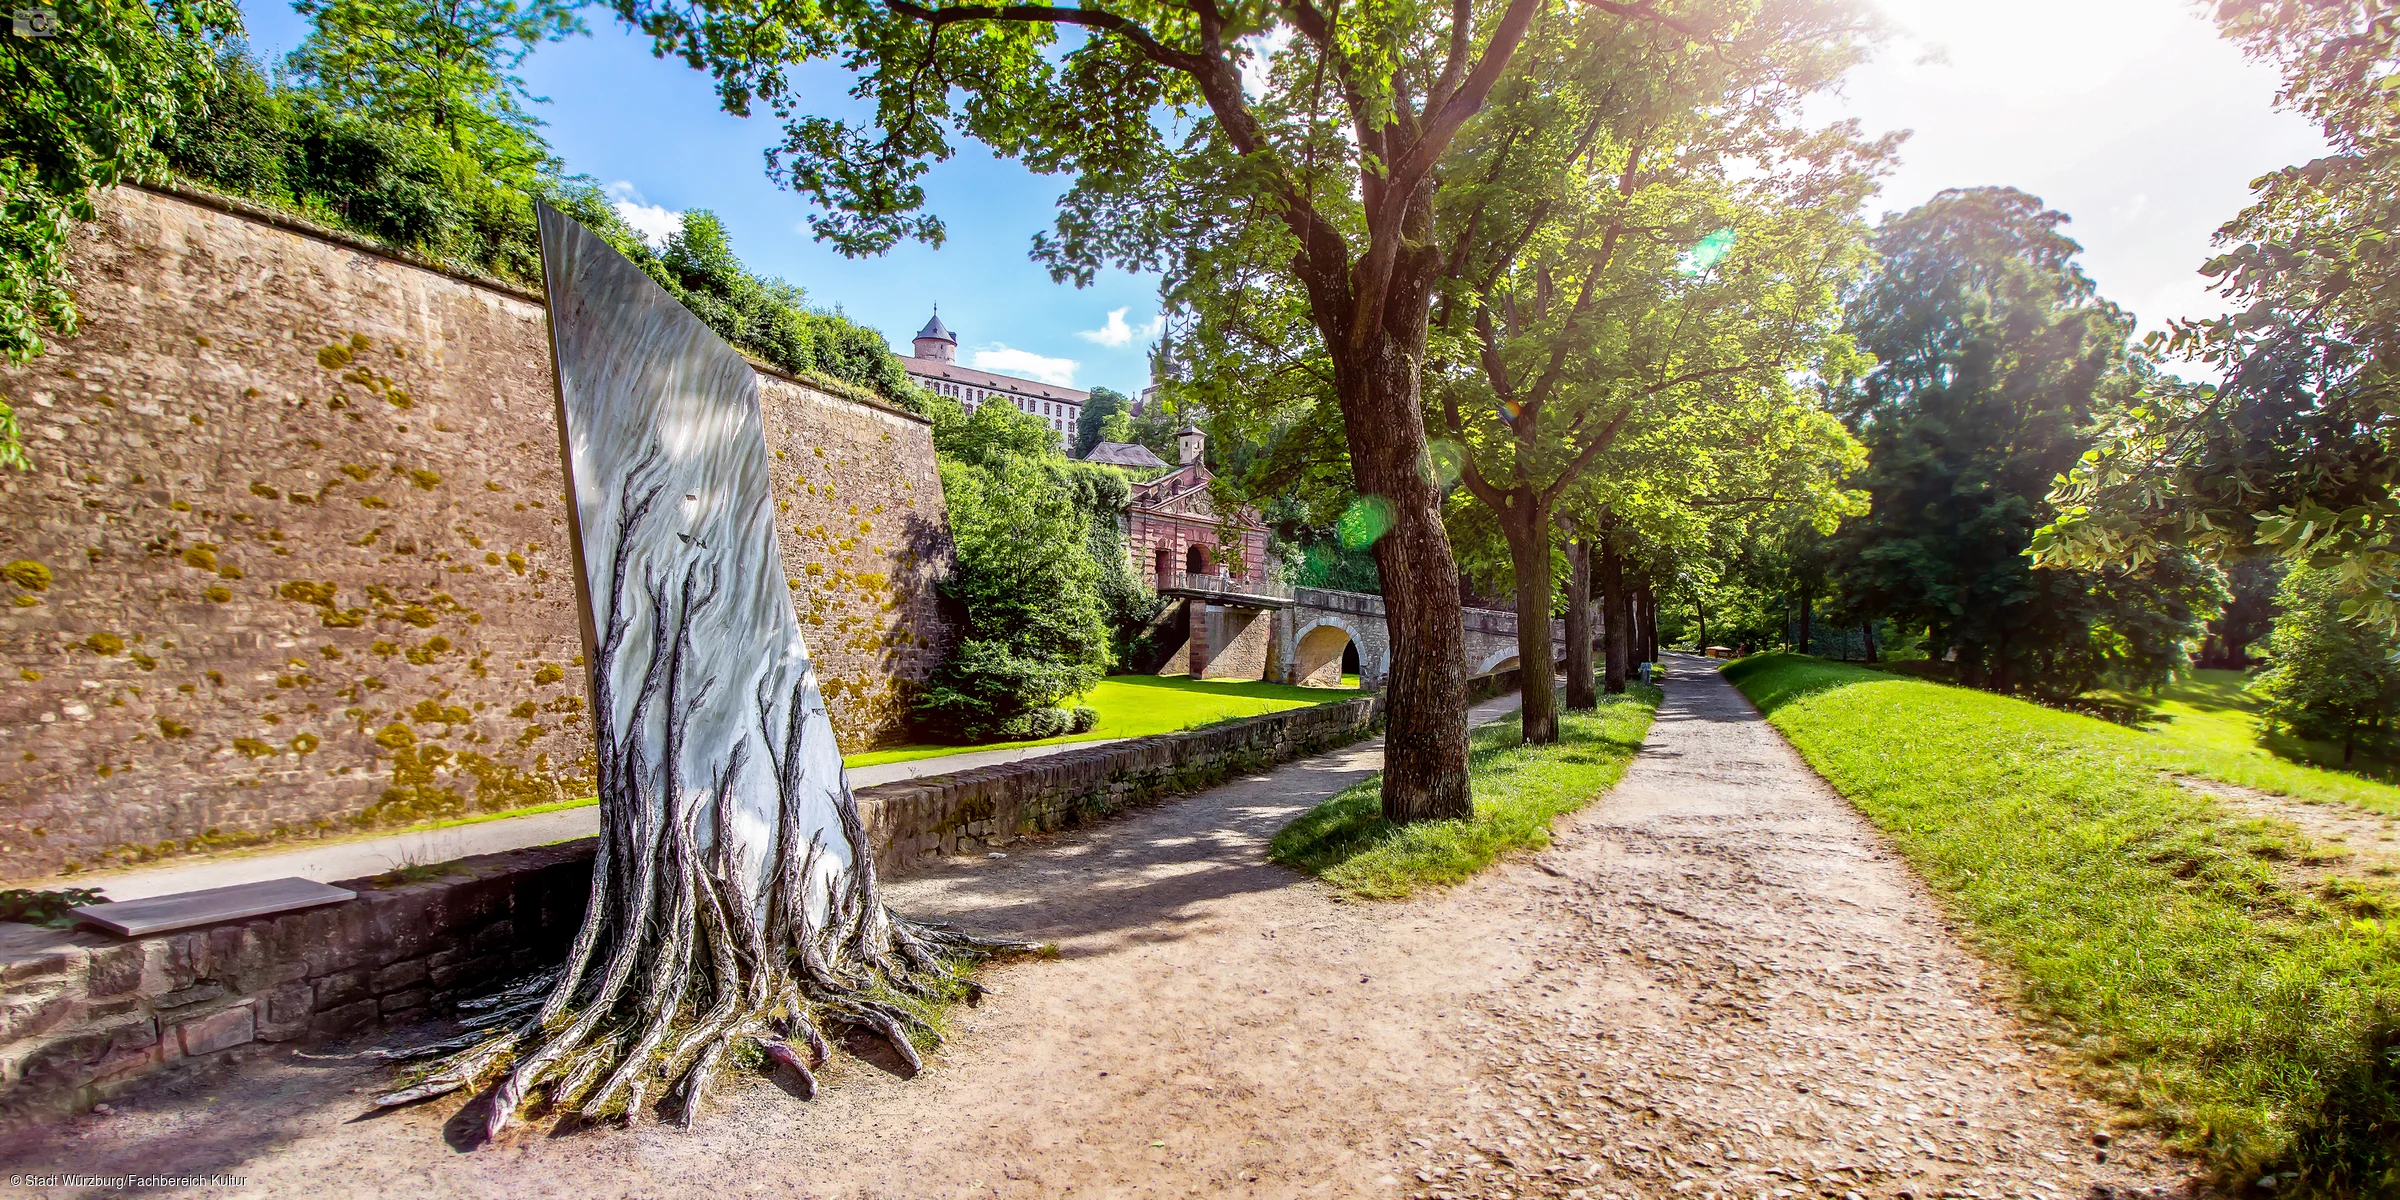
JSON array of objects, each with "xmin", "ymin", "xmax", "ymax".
[{"xmin": 901, "ymin": 311, "xmax": 1086, "ymax": 449}]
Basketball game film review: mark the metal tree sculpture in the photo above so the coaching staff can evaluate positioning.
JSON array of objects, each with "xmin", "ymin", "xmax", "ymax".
[{"xmin": 374, "ymin": 204, "xmax": 1017, "ymax": 1135}]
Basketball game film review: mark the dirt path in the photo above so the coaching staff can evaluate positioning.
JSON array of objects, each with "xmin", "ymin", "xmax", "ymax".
[
  {"xmin": 2177, "ymin": 773, "xmax": 2400, "ymax": 882},
  {"xmin": 3, "ymin": 668, "xmax": 2193, "ymax": 1199}
]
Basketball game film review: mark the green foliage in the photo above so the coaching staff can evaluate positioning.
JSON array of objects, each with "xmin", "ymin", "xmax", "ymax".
[
  {"xmin": 1837, "ymin": 188, "xmax": 2222, "ymax": 696},
  {"xmin": 1073, "ymin": 384, "xmax": 1129, "ymax": 456},
  {"xmin": 643, "ymin": 210, "xmax": 926, "ymax": 411},
  {"xmin": 163, "ymin": 50, "xmax": 582, "ymax": 279},
  {"xmin": 2202, "ymin": 557, "xmax": 2285, "ymax": 668},
  {"xmin": 1270, "ymin": 693, "xmax": 1658, "ymax": 898},
  {"xmin": 2036, "ymin": 2, "xmax": 2400, "ymax": 632},
  {"xmin": 2253, "ymin": 568, "xmax": 2400, "ymax": 765},
  {"xmin": 916, "ymin": 403, "xmax": 1115, "ymax": 742},
  {"xmin": 0, "ymin": 886, "xmax": 106, "ymax": 928},
  {"xmin": 1727, "ymin": 653, "xmax": 2400, "ymax": 1192},
  {"xmin": 1, "ymin": 0, "xmax": 240, "ymax": 466},
  {"xmin": 1426, "ymin": 0, "xmax": 1882, "ymax": 588},
  {"xmin": 286, "ymin": 0, "xmax": 585, "ymax": 174},
  {"xmin": 146, "ymin": 52, "xmax": 927, "ymax": 412}
]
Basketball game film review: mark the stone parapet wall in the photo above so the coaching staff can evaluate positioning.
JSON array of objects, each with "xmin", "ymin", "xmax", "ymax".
[
  {"xmin": 0, "ymin": 670, "xmax": 1523, "ymax": 1126},
  {"xmin": 0, "ymin": 186, "xmax": 949, "ymax": 882},
  {"xmin": 0, "ymin": 842, "xmax": 590, "ymax": 1133},
  {"xmin": 0, "ymin": 672, "xmax": 1525, "ymax": 1126},
  {"xmin": 857, "ymin": 691, "xmax": 1385, "ymax": 874}
]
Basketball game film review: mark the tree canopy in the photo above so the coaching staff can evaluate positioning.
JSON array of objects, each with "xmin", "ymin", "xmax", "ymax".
[
  {"xmin": 2035, "ymin": 0, "xmax": 2400, "ymax": 630},
  {"xmin": 610, "ymin": 0, "xmax": 1789, "ymax": 819},
  {"xmin": 1837, "ymin": 188, "xmax": 2223, "ymax": 696},
  {"xmin": 287, "ymin": 0, "xmax": 586, "ymax": 174}
]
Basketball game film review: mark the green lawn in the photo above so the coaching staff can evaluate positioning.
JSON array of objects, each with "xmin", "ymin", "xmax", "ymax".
[
  {"xmin": 1728, "ymin": 654, "xmax": 2400, "ymax": 1193},
  {"xmin": 1269, "ymin": 688, "xmax": 1661, "ymax": 899},
  {"xmin": 2086, "ymin": 669, "xmax": 2400, "ymax": 808},
  {"xmin": 841, "ymin": 674, "xmax": 1364, "ymax": 768}
]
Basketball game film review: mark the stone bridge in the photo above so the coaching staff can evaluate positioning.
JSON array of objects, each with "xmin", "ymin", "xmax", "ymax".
[{"xmin": 1153, "ymin": 572, "xmax": 1574, "ymax": 690}]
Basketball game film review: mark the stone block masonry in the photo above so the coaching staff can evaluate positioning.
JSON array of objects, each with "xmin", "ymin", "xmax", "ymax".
[
  {"xmin": 0, "ymin": 841, "xmax": 591, "ymax": 1133},
  {"xmin": 0, "ymin": 185, "xmax": 951, "ymax": 882},
  {"xmin": 857, "ymin": 691, "xmax": 1387, "ymax": 874}
]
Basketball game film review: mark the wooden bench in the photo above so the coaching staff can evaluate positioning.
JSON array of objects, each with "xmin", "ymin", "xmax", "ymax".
[{"xmin": 71, "ymin": 876, "xmax": 356, "ymax": 937}]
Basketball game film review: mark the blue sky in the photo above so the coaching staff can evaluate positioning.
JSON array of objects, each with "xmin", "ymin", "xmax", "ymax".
[{"xmin": 234, "ymin": 0, "xmax": 2324, "ymax": 394}]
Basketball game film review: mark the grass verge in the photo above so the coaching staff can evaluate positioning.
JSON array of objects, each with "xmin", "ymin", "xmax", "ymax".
[
  {"xmin": 1268, "ymin": 687, "xmax": 1659, "ymax": 900},
  {"xmin": 2086, "ymin": 670, "xmax": 2400, "ymax": 811},
  {"xmin": 843, "ymin": 674, "xmax": 1362, "ymax": 767},
  {"xmin": 1727, "ymin": 654, "xmax": 2400, "ymax": 1194}
]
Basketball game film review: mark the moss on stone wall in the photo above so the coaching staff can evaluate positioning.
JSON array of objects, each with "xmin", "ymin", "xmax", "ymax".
[{"xmin": 0, "ymin": 189, "xmax": 943, "ymax": 881}]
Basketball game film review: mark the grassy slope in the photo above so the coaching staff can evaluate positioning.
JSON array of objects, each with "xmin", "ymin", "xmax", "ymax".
[
  {"xmin": 2087, "ymin": 670, "xmax": 2400, "ymax": 809},
  {"xmin": 1269, "ymin": 688, "xmax": 1660, "ymax": 900},
  {"xmin": 1728, "ymin": 655, "xmax": 2400, "ymax": 1193},
  {"xmin": 842, "ymin": 674, "xmax": 1362, "ymax": 768}
]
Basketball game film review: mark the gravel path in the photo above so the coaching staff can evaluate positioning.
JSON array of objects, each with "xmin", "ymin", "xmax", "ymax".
[
  {"xmin": 1401, "ymin": 657, "xmax": 2187, "ymax": 1200},
  {"xmin": 1, "ymin": 665, "xmax": 2195, "ymax": 1199}
]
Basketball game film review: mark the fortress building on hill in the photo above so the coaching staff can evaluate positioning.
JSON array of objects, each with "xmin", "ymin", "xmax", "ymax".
[{"xmin": 901, "ymin": 310, "xmax": 1085, "ymax": 450}]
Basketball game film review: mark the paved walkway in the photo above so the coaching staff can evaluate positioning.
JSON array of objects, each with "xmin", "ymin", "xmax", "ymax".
[
  {"xmin": 40, "ymin": 737, "xmax": 1127, "ymax": 903},
  {"xmin": 0, "ymin": 669, "xmax": 2189, "ymax": 1199}
]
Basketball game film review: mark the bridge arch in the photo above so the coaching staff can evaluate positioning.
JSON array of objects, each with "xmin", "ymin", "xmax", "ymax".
[
  {"xmin": 1290, "ymin": 615, "xmax": 1377, "ymax": 688},
  {"xmin": 1473, "ymin": 648, "xmax": 1521, "ymax": 675}
]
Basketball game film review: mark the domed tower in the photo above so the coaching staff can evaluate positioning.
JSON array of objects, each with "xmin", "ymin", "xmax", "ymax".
[{"xmin": 912, "ymin": 308, "xmax": 956, "ymax": 363}]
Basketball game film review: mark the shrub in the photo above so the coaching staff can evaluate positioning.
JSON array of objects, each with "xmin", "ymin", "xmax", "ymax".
[
  {"xmin": 2253, "ymin": 567, "xmax": 2400, "ymax": 765},
  {"xmin": 913, "ymin": 418, "xmax": 1111, "ymax": 741}
]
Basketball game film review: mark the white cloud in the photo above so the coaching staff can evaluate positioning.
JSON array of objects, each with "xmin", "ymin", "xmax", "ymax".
[
  {"xmin": 1079, "ymin": 308, "xmax": 1135, "ymax": 347},
  {"xmin": 1076, "ymin": 307, "xmax": 1166, "ymax": 348},
  {"xmin": 605, "ymin": 181, "xmax": 683, "ymax": 248},
  {"xmin": 972, "ymin": 345, "xmax": 1080, "ymax": 387},
  {"xmin": 1238, "ymin": 28, "xmax": 1293, "ymax": 101}
]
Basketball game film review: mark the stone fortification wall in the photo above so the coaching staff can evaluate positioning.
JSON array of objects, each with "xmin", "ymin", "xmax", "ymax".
[{"xmin": 0, "ymin": 186, "xmax": 949, "ymax": 882}]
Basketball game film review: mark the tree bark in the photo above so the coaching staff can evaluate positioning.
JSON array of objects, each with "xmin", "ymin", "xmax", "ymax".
[
  {"xmin": 1563, "ymin": 527, "xmax": 1596, "ymax": 710},
  {"xmin": 1863, "ymin": 620, "xmax": 1877, "ymax": 663},
  {"xmin": 1600, "ymin": 516, "xmax": 1629, "ymax": 695},
  {"xmin": 1499, "ymin": 498, "xmax": 1560, "ymax": 743},
  {"xmin": 1340, "ymin": 326, "xmax": 1472, "ymax": 820},
  {"xmin": 1638, "ymin": 582, "xmax": 1658, "ymax": 664}
]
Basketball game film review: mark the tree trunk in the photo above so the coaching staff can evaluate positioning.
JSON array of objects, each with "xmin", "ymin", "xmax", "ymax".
[
  {"xmin": 1863, "ymin": 620, "xmax": 1877, "ymax": 663},
  {"xmin": 1638, "ymin": 582, "xmax": 1658, "ymax": 663},
  {"xmin": 1797, "ymin": 591, "xmax": 1813, "ymax": 658},
  {"xmin": 1694, "ymin": 590, "xmax": 1708, "ymax": 656},
  {"xmin": 1499, "ymin": 498, "xmax": 1559, "ymax": 743},
  {"xmin": 1600, "ymin": 518, "xmax": 1629, "ymax": 695},
  {"xmin": 1563, "ymin": 529, "xmax": 1596, "ymax": 710},
  {"xmin": 1339, "ymin": 329, "xmax": 1471, "ymax": 821}
]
